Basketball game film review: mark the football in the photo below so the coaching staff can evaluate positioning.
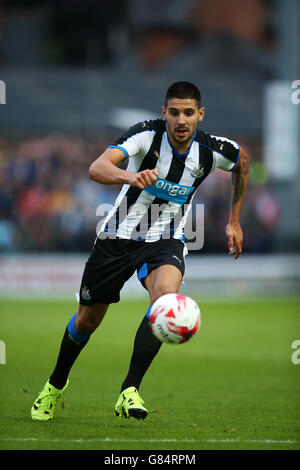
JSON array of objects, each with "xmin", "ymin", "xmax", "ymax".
[{"xmin": 149, "ymin": 293, "xmax": 201, "ymax": 344}]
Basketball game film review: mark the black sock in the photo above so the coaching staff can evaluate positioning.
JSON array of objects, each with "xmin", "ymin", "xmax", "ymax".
[
  {"xmin": 121, "ymin": 316, "xmax": 162, "ymax": 392},
  {"xmin": 49, "ymin": 327, "xmax": 89, "ymax": 389}
]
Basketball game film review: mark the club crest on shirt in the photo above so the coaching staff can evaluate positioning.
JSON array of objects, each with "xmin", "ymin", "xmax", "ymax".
[{"xmin": 190, "ymin": 164, "xmax": 205, "ymax": 178}]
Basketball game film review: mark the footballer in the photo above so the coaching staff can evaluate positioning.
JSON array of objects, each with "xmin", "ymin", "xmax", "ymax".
[{"xmin": 31, "ymin": 81, "xmax": 249, "ymax": 421}]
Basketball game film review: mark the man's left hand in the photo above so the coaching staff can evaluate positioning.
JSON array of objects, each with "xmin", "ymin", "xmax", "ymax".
[{"xmin": 226, "ymin": 221, "xmax": 243, "ymax": 260}]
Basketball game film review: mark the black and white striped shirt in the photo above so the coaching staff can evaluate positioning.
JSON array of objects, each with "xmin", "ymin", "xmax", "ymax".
[{"xmin": 98, "ymin": 119, "xmax": 240, "ymax": 242}]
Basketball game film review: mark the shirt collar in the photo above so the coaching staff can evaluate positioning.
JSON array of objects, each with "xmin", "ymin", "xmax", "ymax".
[{"xmin": 165, "ymin": 122, "xmax": 197, "ymax": 157}]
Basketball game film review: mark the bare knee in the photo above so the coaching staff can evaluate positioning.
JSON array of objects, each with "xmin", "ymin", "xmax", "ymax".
[
  {"xmin": 150, "ymin": 286, "xmax": 177, "ymax": 305},
  {"xmin": 144, "ymin": 264, "xmax": 183, "ymax": 306},
  {"xmin": 76, "ymin": 303, "xmax": 108, "ymax": 333}
]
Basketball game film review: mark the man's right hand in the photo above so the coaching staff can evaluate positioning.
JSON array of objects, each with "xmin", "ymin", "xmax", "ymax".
[{"xmin": 128, "ymin": 168, "xmax": 159, "ymax": 190}]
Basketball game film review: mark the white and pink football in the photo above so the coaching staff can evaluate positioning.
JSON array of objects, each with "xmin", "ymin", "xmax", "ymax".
[{"xmin": 149, "ymin": 293, "xmax": 201, "ymax": 344}]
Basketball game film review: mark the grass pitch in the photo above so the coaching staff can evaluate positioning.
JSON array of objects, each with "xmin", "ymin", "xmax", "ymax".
[{"xmin": 0, "ymin": 297, "xmax": 299, "ymax": 451}]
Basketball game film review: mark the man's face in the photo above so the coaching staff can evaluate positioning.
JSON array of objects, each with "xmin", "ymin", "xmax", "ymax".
[{"xmin": 162, "ymin": 98, "xmax": 205, "ymax": 151}]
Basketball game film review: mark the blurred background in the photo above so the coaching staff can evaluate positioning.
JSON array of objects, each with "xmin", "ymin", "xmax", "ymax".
[{"xmin": 0, "ymin": 0, "xmax": 299, "ymax": 298}]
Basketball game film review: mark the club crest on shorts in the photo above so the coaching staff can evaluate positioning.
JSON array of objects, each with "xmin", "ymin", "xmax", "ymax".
[
  {"xmin": 190, "ymin": 164, "xmax": 204, "ymax": 178},
  {"xmin": 81, "ymin": 285, "xmax": 91, "ymax": 301}
]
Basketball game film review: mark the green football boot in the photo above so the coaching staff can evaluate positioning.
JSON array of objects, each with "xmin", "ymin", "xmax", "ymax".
[
  {"xmin": 31, "ymin": 379, "xmax": 69, "ymax": 421},
  {"xmin": 115, "ymin": 386, "xmax": 148, "ymax": 420}
]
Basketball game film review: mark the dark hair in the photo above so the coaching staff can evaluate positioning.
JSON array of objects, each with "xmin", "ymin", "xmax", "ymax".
[{"xmin": 164, "ymin": 81, "xmax": 202, "ymax": 108}]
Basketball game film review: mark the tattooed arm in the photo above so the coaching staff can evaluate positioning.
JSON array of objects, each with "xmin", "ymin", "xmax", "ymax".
[{"xmin": 226, "ymin": 147, "xmax": 249, "ymax": 259}]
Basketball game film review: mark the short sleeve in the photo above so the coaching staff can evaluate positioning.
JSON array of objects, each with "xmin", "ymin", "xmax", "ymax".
[
  {"xmin": 208, "ymin": 134, "xmax": 240, "ymax": 172},
  {"xmin": 108, "ymin": 121, "xmax": 155, "ymax": 160}
]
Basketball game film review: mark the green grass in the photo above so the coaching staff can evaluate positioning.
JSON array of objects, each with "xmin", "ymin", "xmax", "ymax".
[{"xmin": 0, "ymin": 297, "xmax": 299, "ymax": 451}]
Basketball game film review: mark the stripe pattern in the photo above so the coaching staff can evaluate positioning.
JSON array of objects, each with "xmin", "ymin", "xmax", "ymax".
[{"xmin": 99, "ymin": 119, "xmax": 239, "ymax": 242}]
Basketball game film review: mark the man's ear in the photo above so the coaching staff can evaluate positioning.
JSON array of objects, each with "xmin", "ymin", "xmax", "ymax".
[
  {"xmin": 161, "ymin": 106, "xmax": 167, "ymax": 120},
  {"xmin": 198, "ymin": 107, "xmax": 205, "ymax": 122}
]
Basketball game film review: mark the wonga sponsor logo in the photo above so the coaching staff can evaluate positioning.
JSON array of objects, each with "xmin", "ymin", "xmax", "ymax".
[{"xmin": 144, "ymin": 178, "xmax": 194, "ymax": 204}]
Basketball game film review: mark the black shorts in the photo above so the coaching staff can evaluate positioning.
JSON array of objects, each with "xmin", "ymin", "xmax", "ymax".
[{"xmin": 79, "ymin": 237, "xmax": 186, "ymax": 305}]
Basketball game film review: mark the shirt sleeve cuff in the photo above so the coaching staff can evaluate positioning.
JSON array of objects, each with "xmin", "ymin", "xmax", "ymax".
[
  {"xmin": 229, "ymin": 146, "xmax": 240, "ymax": 171},
  {"xmin": 108, "ymin": 145, "xmax": 129, "ymax": 160}
]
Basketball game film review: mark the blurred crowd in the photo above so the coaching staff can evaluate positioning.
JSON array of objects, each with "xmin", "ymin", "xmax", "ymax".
[
  {"xmin": 0, "ymin": 134, "xmax": 281, "ymax": 254},
  {"xmin": 0, "ymin": 134, "xmax": 116, "ymax": 252}
]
